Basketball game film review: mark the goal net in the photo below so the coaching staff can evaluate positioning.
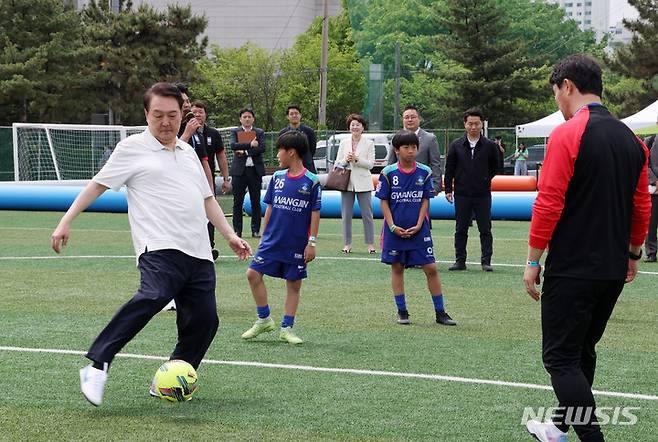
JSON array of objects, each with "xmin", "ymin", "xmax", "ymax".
[
  {"xmin": 12, "ymin": 123, "xmax": 145, "ymax": 181},
  {"xmin": 13, "ymin": 123, "xmax": 238, "ymax": 181}
]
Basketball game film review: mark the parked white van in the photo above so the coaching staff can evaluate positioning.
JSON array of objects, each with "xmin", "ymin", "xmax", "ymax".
[{"xmin": 316, "ymin": 133, "xmax": 392, "ymax": 174}]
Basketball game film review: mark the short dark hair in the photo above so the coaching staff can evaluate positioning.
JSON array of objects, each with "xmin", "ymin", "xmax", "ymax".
[
  {"xmin": 174, "ymin": 82, "xmax": 189, "ymax": 95},
  {"xmin": 286, "ymin": 105, "xmax": 301, "ymax": 115},
  {"xmin": 463, "ymin": 107, "xmax": 484, "ymax": 123},
  {"xmin": 391, "ymin": 129, "xmax": 419, "ymax": 149},
  {"xmin": 403, "ymin": 105, "xmax": 420, "ymax": 115},
  {"xmin": 276, "ymin": 130, "xmax": 308, "ymax": 158},
  {"xmin": 143, "ymin": 83, "xmax": 183, "ymax": 111},
  {"xmin": 346, "ymin": 113, "xmax": 367, "ymax": 130},
  {"xmin": 239, "ymin": 107, "xmax": 255, "ymax": 118},
  {"xmin": 190, "ymin": 100, "xmax": 206, "ymax": 110},
  {"xmin": 549, "ymin": 54, "xmax": 603, "ymax": 97}
]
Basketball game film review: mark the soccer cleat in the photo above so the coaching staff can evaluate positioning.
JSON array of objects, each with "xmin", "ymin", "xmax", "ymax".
[
  {"xmin": 448, "ymin": 262, "xmax": 466, "ymax": 271},
  {"xmin": 241, "ymin": 317, "xmax": 276, "ymax": 339},
  {"xmin": 436, "ymin": 310, "xmax": 457, "ymax": 326},
  {"xmin": 644, "ymin": 254, "xmax": 657, "ymax": 263},
  {"xmin": 279, "ymin": 327, "xmax": 303, "ymax": 344},
  {"xmin": 526, "ymin": 420, "xmax": 568, "ymax": 442},
  {"xmin": 481, "ymin": 264, "xmax": 493, "ymax": 272},
  {"xmin": 79, "ymin": 363, "xmax": 108, "ymax": 406},
  {"xmin": 397, "ymin": 310, "xmax": 411, "ymax": 325}
]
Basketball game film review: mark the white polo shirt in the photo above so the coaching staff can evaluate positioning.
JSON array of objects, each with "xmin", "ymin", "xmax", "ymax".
[{"xmin": 93, "ymin": 129, "xmax": 214, "ymax": 262}]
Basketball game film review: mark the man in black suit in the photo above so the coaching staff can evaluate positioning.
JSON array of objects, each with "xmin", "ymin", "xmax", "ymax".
[
  {"xmin": 230, "ymin": 108, "xmax": 266, "ymax": 238},
  {"xmin": 444, "ymin": 108, "xmax": 499, "ymax": 272},
  {"xmin": 279, "ymin": 105, "xmax": 317, "ymax": 173}
]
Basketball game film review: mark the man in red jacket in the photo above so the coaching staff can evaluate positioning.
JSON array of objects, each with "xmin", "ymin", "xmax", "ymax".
[{"xmin": 523, "ymin": 54, "xmax": 651, "ymax": 442}]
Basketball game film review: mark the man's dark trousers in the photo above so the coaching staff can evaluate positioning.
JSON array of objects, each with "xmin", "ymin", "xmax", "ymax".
[
  {"xmin": 232, "ymin": 167, "xmax": 262, "ymax": 236},
  {"xmin": 541, "ymin": 276, "xmax": 624, "ymax": 442},
  {"xmin": 86, "ymin": 249, "xmax": 218, "ymax": 369},
  {"xmin": 454, "ymin": 194, "xmax": 493, "ymax": 265}
]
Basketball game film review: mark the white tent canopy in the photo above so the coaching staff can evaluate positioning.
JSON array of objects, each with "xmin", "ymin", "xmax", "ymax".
[
  {"xmin": 621, "ymin": 100, "xmax": 658, "ymax": 130},
  {"xmin": 515, "ymin": 110, "xmax": 565, "ymax": 138}
]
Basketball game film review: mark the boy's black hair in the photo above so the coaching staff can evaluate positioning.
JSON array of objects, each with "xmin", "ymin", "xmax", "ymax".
[
  {"xmin": 549, "ymin": 54, "xmax": 603, "ymax": 97},
  {"xmin": 391, "ymin": 129, "xmax": 419, "ymax": 149},
  {"xmin": 276, "ymin": 130, "xmax": 308, "ymax": 158}
]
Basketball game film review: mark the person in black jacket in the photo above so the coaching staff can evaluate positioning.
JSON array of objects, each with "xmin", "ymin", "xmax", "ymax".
[
  {"xmin": 230, "ymin": 108, "xmax": 266, "ymax": 238},
  {"xmin": 444, "ymin": 108, "xmax": 499, "ymax": 272},
  {"xmin": 279, "ymin": 105, "xmax": 317, "ymax": 173}
]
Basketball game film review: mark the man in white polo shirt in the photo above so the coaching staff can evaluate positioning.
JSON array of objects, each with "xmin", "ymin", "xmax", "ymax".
[{"xmin": 50, "ymin": 83, "xmax": 251, "ymax": 407}]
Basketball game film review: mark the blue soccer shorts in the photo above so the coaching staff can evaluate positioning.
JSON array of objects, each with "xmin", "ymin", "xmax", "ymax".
[
  {"xmin": 381, "ymin": 246, "xmax": 435, "ymax": 268},
  {"xmin": 249, "ymin": 254, "xmax": 307, "ymax": 281}
]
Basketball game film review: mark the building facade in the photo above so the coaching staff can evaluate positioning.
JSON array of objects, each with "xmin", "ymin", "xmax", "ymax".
[
  {"xmin": 546, "ymin": 0, "xmax": 610, "ymax": 40},
  {"xmin": 78, "ymin": 0, "xmax": 342, "ymax": 52}
]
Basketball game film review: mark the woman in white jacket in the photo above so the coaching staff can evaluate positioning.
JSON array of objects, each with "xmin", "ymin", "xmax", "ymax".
[{"xmin": 335, "ymin": 113, "xmax": 376, "ymax": 254}]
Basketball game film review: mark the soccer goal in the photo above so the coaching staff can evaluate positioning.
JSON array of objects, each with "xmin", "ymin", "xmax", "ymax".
[
  {"xmin": 12, "ymin": 123, "xmax": 146, "ymax": 181},
  {"xmin": 13, "ymin": 123, "xmax": 239, "ymax": 181}
]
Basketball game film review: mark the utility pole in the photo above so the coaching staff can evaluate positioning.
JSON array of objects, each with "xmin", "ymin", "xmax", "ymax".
[
  {"xmin": 394, "ymin": 41, "xmax": 401, "ymax": 129},
  {"xmin": 318, "ymin": 0, "xmax": 329, "ymax": 128}
]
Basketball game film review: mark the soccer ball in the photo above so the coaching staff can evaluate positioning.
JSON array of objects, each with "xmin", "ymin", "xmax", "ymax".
[{"xmin": 152, "ymin": 359, "xmax": 198, "ymax": 403}]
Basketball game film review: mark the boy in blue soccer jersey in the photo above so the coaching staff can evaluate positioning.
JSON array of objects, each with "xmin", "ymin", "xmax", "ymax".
[
  {"xmin": 376, "ymin": 129, "xmax": 457, "ymax": 326},
  {"xmin": 241, "ymin": 130, "xmax": 321, "ymax": 344}
]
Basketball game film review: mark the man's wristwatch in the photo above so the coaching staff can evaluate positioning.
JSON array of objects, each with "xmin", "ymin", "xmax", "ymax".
[{"xmin": 629, "ymin": 250, "xmax": 642, "ymax": 261}]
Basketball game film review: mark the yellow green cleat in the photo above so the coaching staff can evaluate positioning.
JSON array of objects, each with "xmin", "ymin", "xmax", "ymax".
[
  {"xmin": 241, "ymin": 317, "xmax": 276, "ymax": 340},
  {"xmin": 279, "ymin": 327, "xmax": 303, "ymax": 345}
]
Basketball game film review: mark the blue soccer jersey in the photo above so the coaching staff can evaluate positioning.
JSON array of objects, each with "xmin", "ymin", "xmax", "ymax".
[
  {"xmin": 257, "ymin": 169, "xmax": 322, "ymax": 263},
  {"xmin": 376, "ymin": 162, "xmax": 434, "ymax": 251}
]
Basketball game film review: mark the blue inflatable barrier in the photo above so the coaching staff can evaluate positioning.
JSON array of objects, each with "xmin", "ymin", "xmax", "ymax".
[
  {"xmin": 0, "ymin": 185, "xmax": 128, "ymax": 212},
  {"xmin": 243, "ymin": 190, "xmax": 536, "ymax": 221},
  {"xmin": 0, "ymin": 185, "xmax": 536, "ymax": 221}
]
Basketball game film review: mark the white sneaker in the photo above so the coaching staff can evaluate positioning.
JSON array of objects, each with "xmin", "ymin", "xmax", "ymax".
[
  {"xmin": 79, "ymin": 363, "xmax": 108, "ymax": 406},
  {"xmin": 161, "ymin": 300, "xmax": 176, "ymax": 312},
  {"xmin": 526, "ymin": 420, "xmax": 568, "ymax": 442}
]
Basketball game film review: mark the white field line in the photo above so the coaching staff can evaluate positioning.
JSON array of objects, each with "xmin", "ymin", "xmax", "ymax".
[
  {"xmin": 1, "ymin": 254, "xmax": 658, "ymax": 276},
  {"xmin": 0, "ymin": 226, "xmax": 529, "ymax": 241},
  {"xmin": 0, "ymin": 345, "xmax": 656, "ymax": 402}
]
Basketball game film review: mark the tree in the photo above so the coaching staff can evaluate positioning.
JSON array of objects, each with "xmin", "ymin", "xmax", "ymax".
[
  {"xmin": 278, "ymin": 8, "xmax": 366, "ymax": 130},
  {"xmin": 436, "ymin": 0, "xmax": 545, "ymax": 126},
  {"xmin": 0, "ymin": 0, "xmax": 99, "ymax": 124},
  {"xmin": 610, "ymin": 0, "xmax": 658, "ymax": 80},
  {"xmin": 194, "ymin": 43, "xmax": 282, "ymax": 130},
  {"xmin": 80, "ymin": 0, "xmax": 208, "ymax": 124},
  {"xmin": 194, "ymin": 5, "xmax": 365, "ymax": 132},
  {"xmin": 348, "ymin": 0, "xmax": 604, "ymax": 127},
  {"xmin": 608, "ymin": 0, "xmax": 658, "ymax": 110}
]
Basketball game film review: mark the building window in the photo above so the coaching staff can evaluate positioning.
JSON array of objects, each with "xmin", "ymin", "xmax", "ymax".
[
  {"xmin": 584, "ymin": 19, "xmax": 591, "ymax": 24},
  {"xmin": 565, "ymin": 2, "xmax": 573, "ymax": 6}
]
